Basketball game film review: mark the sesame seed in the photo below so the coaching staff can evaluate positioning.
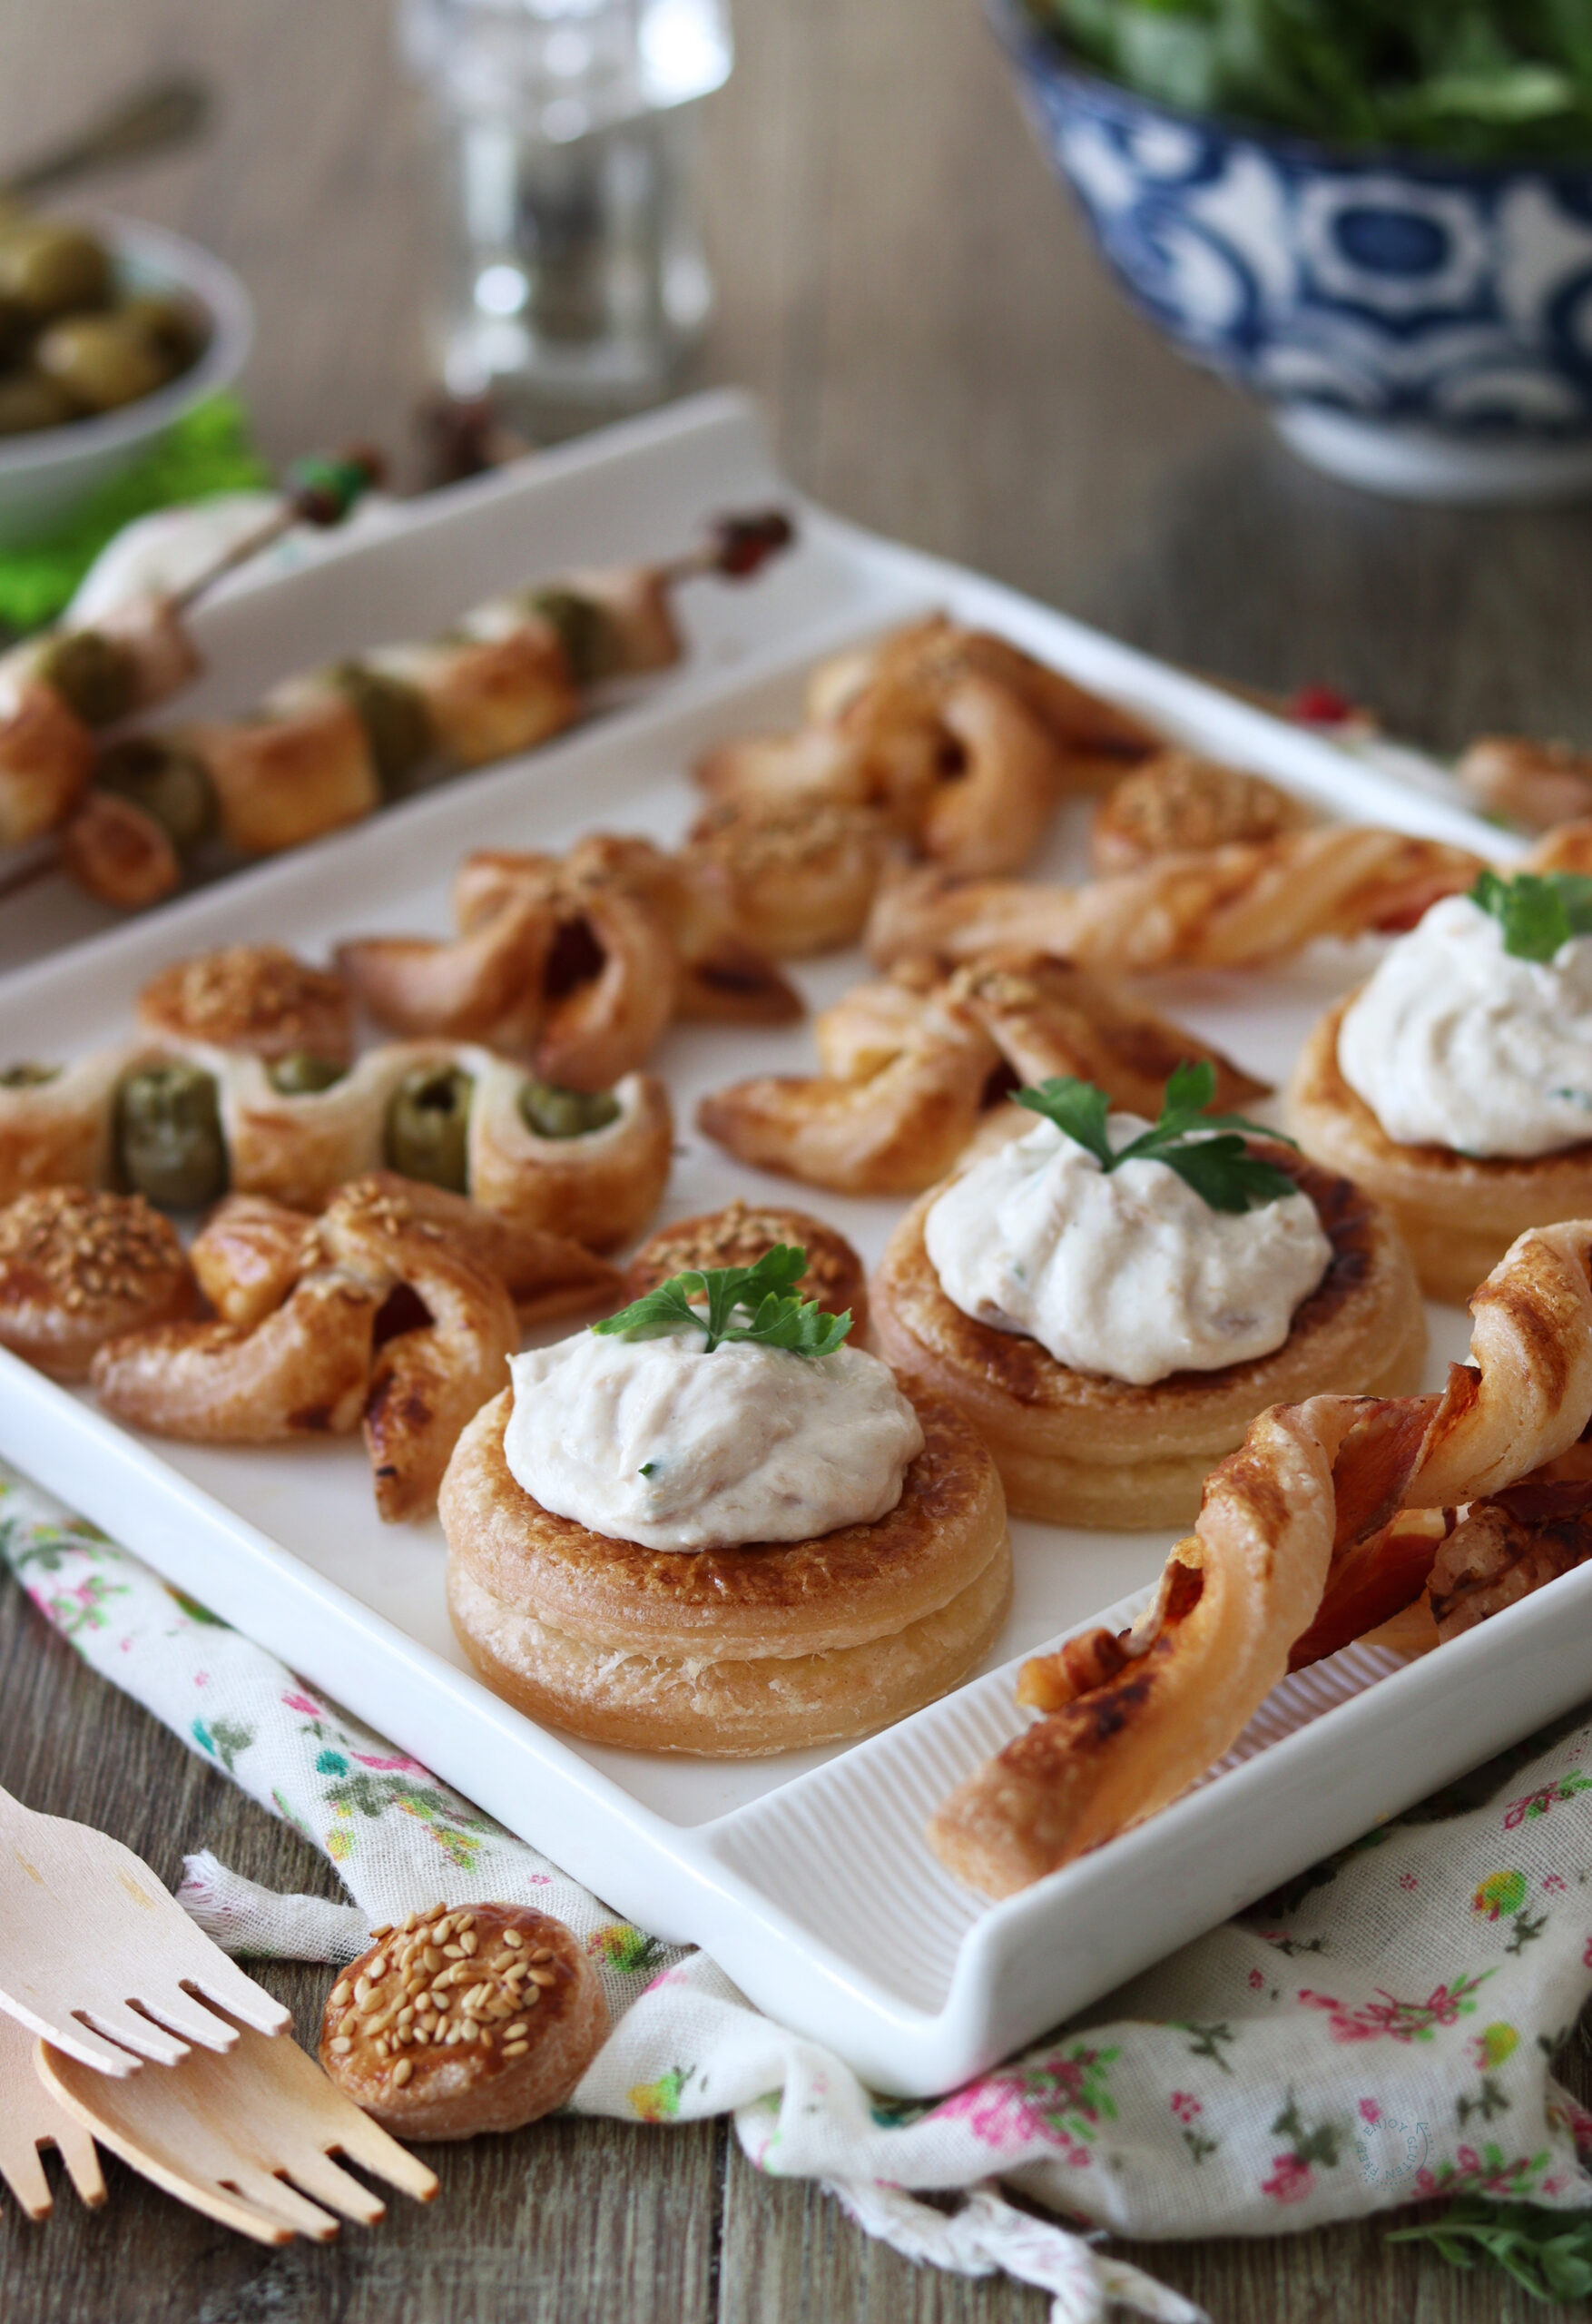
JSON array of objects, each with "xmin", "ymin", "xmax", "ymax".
[
  {"xmin": 459, "ymin": 1932, "xmax": 478, "ymax": 1955},
  {"xmin": 502, "ymin": 1930, "xmax": 523, "ymax": 1951},
  {"xmin": 529, "ymin": 1947, "xmax": 554, "ymax": 1964},
  {"xmin": 392, "ymin": 2057, "xmax": 413, "ymax": 2087},
  {"xmin": 443, "ymin": 1943, "xmax": 464, "ymax": 1960},
  {"xmin": 329, "ymin": 1982, "xmax": 351, "ymax": 2007},
  {"xmin": 503, "ymin": 2042, "xmax": 529, "ymax": 2058},
  {"xmin": 457, "ymin": 1914, "xmax": 476, "ymax": 1933},
  {"xmin": 504, "ymin": 2021, "xmax": 529, "ymax": 2042},
  {"xmin": 329, "ymin": 2037, "xmax": 352, "ymax": 2054},
  {"xmin": 528, "ymin": 1967, "xmax": 557, "ymax": 1987},
  {"xmin": 368, "ymin": 1955, "xmax": 388, "ymax": 1979}
]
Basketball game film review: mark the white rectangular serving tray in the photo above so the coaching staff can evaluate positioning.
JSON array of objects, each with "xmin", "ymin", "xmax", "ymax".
[{"xmin": 0, "ymin": 389, "xmax": 1574, "ymax": 2098}]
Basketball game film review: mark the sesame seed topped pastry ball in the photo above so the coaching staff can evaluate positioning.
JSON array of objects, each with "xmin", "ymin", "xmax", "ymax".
[
  {"xmin": 319, "ymin": 1901, "xmax": 608, "ymax": 2141},
  {"xmin": 137, "ymin": 944, "xmax": 354, "ymax": 1066},
  {"xmin": 622, "ymin": 1198, "xmax": 868, "ymax": 1334},
  {"xmin": 0, "ymin": 1185, "xmax": 197, "ymax": 1379}
]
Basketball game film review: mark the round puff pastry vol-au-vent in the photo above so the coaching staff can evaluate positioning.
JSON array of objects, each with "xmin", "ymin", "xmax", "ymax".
[
  {"xmin": 0, "ymin": 1186, "xmax": 198, "ymax": 1380},
  {"xmin": 622, "ymin": 1198, "xmax": 869, "ymax": 1335},
  {"xmin": 869, "ymin": 1142, "xmax": 1427, "ymax": 1531},
  {"xmin": 136, "ymin": 944, "xmax": 354, "ymax": 1064},
  {"xmin": 320, "ymin": 1900, "xmax": 608, "ymax": 2139},
  {"xmin": 439, "ymin": 1386, "xmax": 1011, "ymax": 1757},
  {"xmin": 1285, "ymin": 993, "xmax": 1592, "ymax": 1307}
]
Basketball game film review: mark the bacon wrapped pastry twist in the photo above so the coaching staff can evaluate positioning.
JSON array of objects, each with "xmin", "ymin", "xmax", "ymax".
[{"xmin": 929, "ymin": 1220, "xmax": 1592, "ymax": 1897}]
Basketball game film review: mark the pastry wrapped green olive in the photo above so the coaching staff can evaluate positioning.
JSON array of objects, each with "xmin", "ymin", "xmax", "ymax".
[
  {"xmin": 329, "ymin": 663, "xmax": 435, "ymax": 794},
  {"xmin": 525, "ymin": 589, "xmax": 623, "ymax": 688},
  {"xmin": 32, "ymin": 629, "xmax": 142, "ymax": 729},
  {"xmin": 518, "ymin": 1078, "xmax": 622, "ymax": 1139},
  {"xmin": 268, "ymin": 1051, "xmax": 349, "ymax": 1096},
  {"xmin": 114, "ymin": 1060, "xmax": 228, "ymax": 1209},
  {"xmin": 95, "ymin": 734, "xmax": 216, "ymax": 853},
  {"xmin": 385, "ymin": 1065, "xmax": 475, "ymax": 1192}
]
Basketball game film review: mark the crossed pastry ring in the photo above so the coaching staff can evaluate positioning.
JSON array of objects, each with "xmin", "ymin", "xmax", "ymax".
[{"xmin": 929, "ymin": 1219, "xmax": 1592, "ymax": 1897}]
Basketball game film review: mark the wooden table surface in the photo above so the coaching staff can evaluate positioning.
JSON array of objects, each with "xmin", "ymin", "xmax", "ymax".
[{"xmin": 4, "ymin": 3, "xmax": 1591, "ymax": 2319}]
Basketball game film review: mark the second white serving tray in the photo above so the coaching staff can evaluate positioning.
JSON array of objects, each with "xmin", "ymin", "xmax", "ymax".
[{"xmin": 1, "ymin": 389, "xmax": 1572, "ymax": 2097}]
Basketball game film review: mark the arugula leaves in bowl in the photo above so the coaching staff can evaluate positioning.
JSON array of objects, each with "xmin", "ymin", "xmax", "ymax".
[{"xmin": 1032, "ymin": 0, "xmax": 1592, "ymax": 160}]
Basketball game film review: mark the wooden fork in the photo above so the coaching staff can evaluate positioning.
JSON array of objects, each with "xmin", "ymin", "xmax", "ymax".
[
  {"xmin": 38, "ymin": 2014, "xmax": 439, "ymax": 2244},
  {"xmin": 0, "ymin": 2008, "xmax": 105, "ymax": 2220},
  {"xmin": 0, "ymin": 1782, "xmax": 290, "ymax": 2073}
]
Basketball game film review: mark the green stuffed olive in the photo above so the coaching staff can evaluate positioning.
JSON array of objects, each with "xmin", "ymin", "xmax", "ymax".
[
  {"xmin": 95, "ymin": 734, "xmax": 217, "ymax": 853},
  {"xmin": 518, "ymin": 1078, "xmax": 621, "ymax": 1139},
  {"xmin": 34, "ymin": 628, "xmax": 141, "ymax": 728},
  {"xmin": 526, "ymin": 588, "xmax": 622, "ymax": 688},
  {"xmin": 331, "ymin": 663, "xmax": 435, "ymax": 793},
  {"xmin": 268, "ymin": 1051, "xmax": 349, "ymax": 1096},
  {"xmin": 114, "ymin": 1061, "xmax": 228, "ymax": 1209},
  {"xmin": 384, "ymin": 1065, "xmax": 475, "ymax": 1191}
]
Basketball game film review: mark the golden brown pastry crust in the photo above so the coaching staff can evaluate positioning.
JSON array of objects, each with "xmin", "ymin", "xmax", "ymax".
[
  {"xmin": 319, "ymin": 1902, "xmax": 607, "ymax": 2139},
  {"xmin": 91, "ymin": 1269, "xmax": 382, "ymax": 1441},
  {"xmin": 0, "ymin": 1048, "xmax": 142, "ymax": 1206},
  {"xmin": 441, "ymin": 1386, "xmax": 1011, "ymax": 1755},
  {"xmin": 681, "ymin": 797, "xmax": 888, "ymax": 957},
  {"xmin": 370, "ymin": 625, "xmax": 576, "ymax": 767},
  {"xmin": 929, "ymin": 1219, "xmax": 1592, "ymax": 1896},
  {"xmin": 0, "ymin": 677, "xmax": 93, "ymax": 845},
  {"xmin": 623, "ymin": 1199, "xmax": 868, "ymax": 1333},
  {"xmin": 137, "ymin": 946, "xmax": 353, "ymax": 1064},
  {"xmin": 189, "ymin": 694, "xmax": 379, "ymax": 856},
  {"xmin": 190, "ymin": 1193, "xmax": 314, "ymax": 1329},
  {"xmin": 467, "ymin": 1063, "xmax": 672, "ymax": 1253},
  {"xmin": 870, "ymin": 1147, "xmax": 1427, "ymax": 1530},
  {"xmin": 1091, "ymin": 753, "xmax": 1309, "ymax": 873},
  {"xmin": 867, "ymin": 828, "xmax": 1489, "ymax": 972},
  {"xmin": 0, "ymin": 1187, "xmax": 197, "ymax": 1381},
  {"xmin": 1283, "ymin": 994, "xmax": 1592, "ymax": 1306},
  {"xmin": 58, "ymin": 788, "xmax": 182, "ymax": 909},
  {"xmin": 696, "ymin": 951, "xmax": 1268, "ymax": 1198}
]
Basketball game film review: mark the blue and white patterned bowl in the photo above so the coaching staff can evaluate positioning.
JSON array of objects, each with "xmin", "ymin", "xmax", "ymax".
[{"xmin": 994, "ymin": 4, "xmax": 1592, "ymax": 502}]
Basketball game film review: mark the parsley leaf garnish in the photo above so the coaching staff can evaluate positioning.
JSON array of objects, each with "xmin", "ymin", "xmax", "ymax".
[
  {"xmin": 593, "ymin": 1244, "xmax": 852, "ymax": 1357},
  {"xmin": 1015, "ymin": 1059, "xmax": 1298, "ymax": 1215},
  {"xmin": 1470, "ymin": 866, "xmax": 1592, "ymax": 961},
  {"xmin": 1389, "ymin": 2198, "xmax": 1592, "ymax": 2302}
]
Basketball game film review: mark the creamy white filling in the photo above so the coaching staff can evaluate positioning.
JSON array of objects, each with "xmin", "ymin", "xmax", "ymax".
[
  {"xmin": 923, "ymin": 1115, "xmax": 1332, "ymax": 1386},
  {"xmin": 1339, "ymin": 893, "xmax": 1592, "ymax": 1159},
  {"xmin": 502, "ymin": 1326, "xmax": 924, "ymax": 1551}
]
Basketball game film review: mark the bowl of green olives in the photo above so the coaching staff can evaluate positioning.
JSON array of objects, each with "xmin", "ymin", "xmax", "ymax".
[{"xmin": 0, "ymin": 207, "xmax": 251, "ymax": 544}]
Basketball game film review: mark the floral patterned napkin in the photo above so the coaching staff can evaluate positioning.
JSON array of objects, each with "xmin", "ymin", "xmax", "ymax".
[{"xmin": 7, "ymin": 1458, "xmax": 1592, "ymax": 2324}]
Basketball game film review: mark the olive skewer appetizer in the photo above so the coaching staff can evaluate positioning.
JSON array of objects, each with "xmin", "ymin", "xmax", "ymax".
[
  {"xmin": 0, "ymin": 446, "xmax": 384, "ymax": 854},
  {"xmin": 55, "ymin": 508, "xmax": 795, "ymax": 912}
]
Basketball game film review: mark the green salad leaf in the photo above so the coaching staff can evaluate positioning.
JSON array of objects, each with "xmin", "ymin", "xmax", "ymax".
[
  {"xmin": 1470, "ymin": 866, "xmax": 1592, "ymax": 961},
  {"xmin": 1388, "ymin": 2197, "xmax": 1592, "ymax": 2302},
  {"xmin": 1016, "ymin": 1058, "xmax": 1300, "ymax": 1213},
  {"xmin": 1032, "ymin": 0, "xmax": 1592, "ymax": 160},
  {"xmin": 593, "ymin": 1244, "xmax": 852, "ymax": 1358}
]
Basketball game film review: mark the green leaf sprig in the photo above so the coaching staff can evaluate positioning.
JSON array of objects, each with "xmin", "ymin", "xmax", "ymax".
[
  {"xmin": 593, "ymin": 1244, "xmax": 852, "ymax": 1357},
  {"xmin": 1471, "ymin": 867, "xmax": 1592, "ymax": 963},
  {"xmin": 1388, "ymin": 2197, "xmax": 1592, "ymax": 2303},
  {"xmin": 1015, "ymin": 1059, "xmax": 1299, "ymax": 1215}
]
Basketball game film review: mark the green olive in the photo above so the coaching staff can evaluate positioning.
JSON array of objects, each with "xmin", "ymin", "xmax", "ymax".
[
  {"xmin": 34, "ymin": 628, "xmax": 141, "ymax": 728},
  {"xmin": 0, "ymin": 222, "xmax": 112, "ymax": 318},
  {"xmin": 518, "ymin": 1078, "xmax": 621, "ymax": 1139},
  {"xmin": 95, "ymin": 734, "xmax": 216, "ymax": 852},
  {"xmin": 118, "ymin": 290, "xmax": 208, "ymax": 372},
  {"xmin": 0, "ymin": 1060, "xmax": 62, "ymax": 1088},
  {"xmin": 36, "ymin": 313, "xmax": 167, "ymax": 413},
  {"xmin": 384, "ymin": 1066, "xmax": 474, "ymax": 1192},
  {"xmin": 0, "ymin": 369, "xmax": 75, "ymax": 435},
  {"xmin": 114, "ymin": 1062, "xmax": 227, "ymax": 1209},
  {"xmin": 526, "ymin": 588, "xmax": 622, "ymax": 688},
  {"xmin": 268, "ymin": 1051, "xmax": 349, "ymax": 1096},
  {"xmin": 330, "ymin": 663, "xmax": 435, "ymax": 794}
]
